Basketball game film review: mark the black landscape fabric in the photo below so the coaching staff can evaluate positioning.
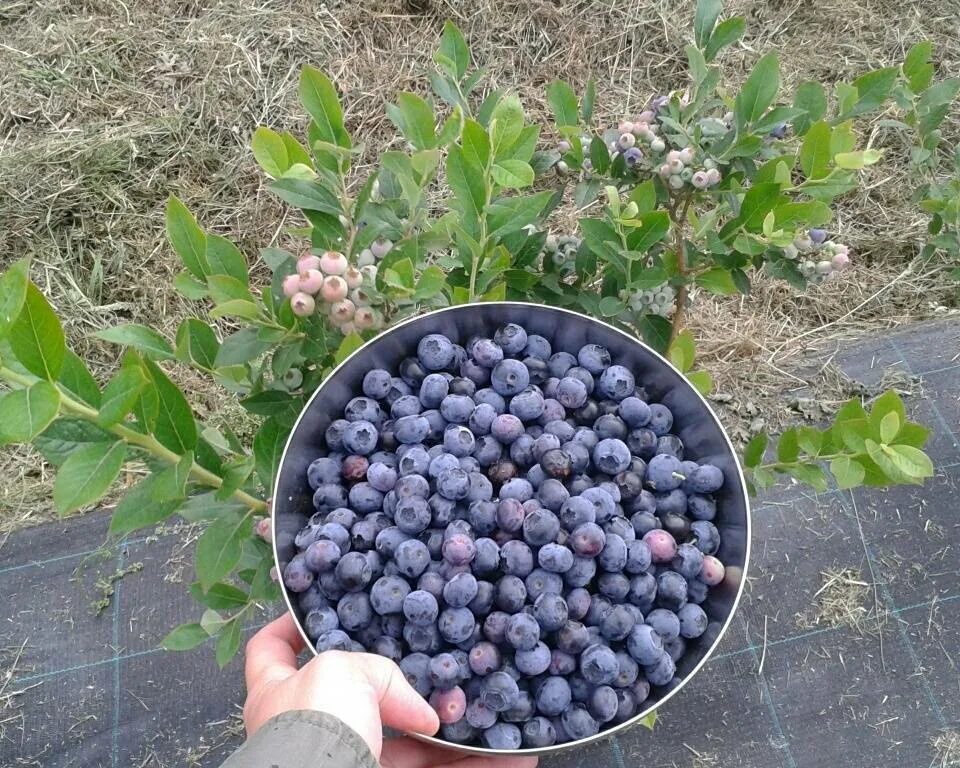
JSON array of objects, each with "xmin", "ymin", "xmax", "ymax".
[{"xmin": 1, "ymin": 319, "xmax": 957, "ymax": 768}]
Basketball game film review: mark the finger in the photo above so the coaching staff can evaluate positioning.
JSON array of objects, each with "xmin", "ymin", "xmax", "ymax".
[
  {"xmin": 364, "ymin": 655, "xmax": 440, "ymax": 736},
  {"xmin": 380, "ymin": 736, "xmax": 465, "ymax": 768},
  {"xmin": 244, "ymin": 613, "xmax": 303, "ymax": 690},
  {"xmin": 438, "ymin": 758, "xmax": 539, "ymax": 768}
]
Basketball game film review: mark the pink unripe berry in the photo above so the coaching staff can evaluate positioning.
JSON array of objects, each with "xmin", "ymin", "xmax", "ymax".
[
  {"xmin": 350, "ymin": 288, "xmax": 372, "ymax": 306},
  {"xmin": 343, "ymin": 266, "xmax": 363, "ymax": 290},
  {"xmin": 832, "ymin": 252, "xmax": 850, "ymax": 270},
  {"xmin": 430, "ymin": 686, "xmax": 467, "ymax": 724},
  {"xmin": 321, "ymin": 275, "xmax": 349, "ymax": 303},
  {"xmin": 658, "ymin": 164, "xmax": 672, "ymax": 179},
  {"xmin": 632, "ymin": 121, "xmax": 649, "ymax": 135},
  {"xmin": 643, "ymin": 529, "xmax": 678, "ymax": 563},
  {"xmin": 357, "ymin": 249, "xmax": 375, "ymax": 267},
  {"xmin": 370, "ymin": 238, "xmax": 393, "ymax": 260},
  {"xmin": 691, "ymin": 171, "xmax": 709, "ymax": 189},
  {"xmin": 319, "ymin": 251, "xmax": 348, "ymax": 275},
  {"xmin": 282, "ymin": 273, "xmax": 301, "ymax": 298},
  {"xmin": 637, "ymin": 110, "xmax": 655, "ymax": 123},
  {"xmin": 368, "ymin": 309, "xmax": 384, "ymax": 330},
  {"xmin": 617, "ymin": 132, "xmax": 636, "ymax": 150},
  {"xmin": 290, "ymin": 292, "xmax": 316, "ymax": 316},
  {"xmin": 339, "ymin": 321, "xmax": 356, "ymax": 335},
  {"xmin": 298, "ymin": 268, "xmax": 324, "ymax": 295},
  {"xmin": 270, "ymin": 566, "xmax": 279, "ymax": 582},
  {"xmin": 558, "ymin": 140, "xmax": 571, "ymax": 153},
  {"xmin": 668, "ymin": 159, "xmax": 684, "ymax": 174},
  {"xmin": 354, "ymin": 306, "xmax": 376, "ymax": 330},
  {"xmin": 331, "ymin": 298, "xmax": 356, "ymax": 323},
  {"xmin": 816, "ymin": 260, "xmax": 833, "ymax": 275},
  {"xmin": 706, "ymin": 168, "xmax": 721, "ymax": 185},
  {"xmin": 618, "ymin": 121, "xmax": 635, "ymax": 134},
  {"xmin": 297, "ymin": 254, "xmax": 321, "ymax": 273},
  {"xmin": 699, "ymin": 555, "xmax": 725, "ymax": 586},
  {"xmin": 666, "ymin": 149, "xmax": 681, "ymax": 163},
  {"xmin": 360, "ymin": 265, "xmax": 378, "ymax": 282},
  {"xmin": 255, "ymin": 517, "xmax": 272, "ymax": 542},
  {"xmin": 678, "ymin": 147, "xmax": 694, "ymax": 164}
]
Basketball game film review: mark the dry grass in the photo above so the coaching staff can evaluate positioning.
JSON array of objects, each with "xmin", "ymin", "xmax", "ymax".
[
  {"xmin": 1, "ymin": 0, "xmax": 958, "ymax": 526},
  {"xmin": 797, "ymin": 566, "xmax": 886, "ymax": 634},
  {"xmin": 932, "ymin": 731, "xmax": 960, "ymax": 768}
]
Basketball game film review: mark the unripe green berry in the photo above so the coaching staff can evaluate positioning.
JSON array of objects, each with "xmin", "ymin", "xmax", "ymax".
[
  {"xmin": 556, "ymin": 160, "xmax": 569, "ymax": 174},
  {"xmin": 357, "ymin": 248, "xmax": 375, "ymax": 267},
  {"xmin": 669, "ymin": 174, "xmax": 685, "ymax": 190},
  {"xmin": 623, "ymin": 202, "xmax": 639, "ymax": 218},
  {"xmin": 650, "ymin": 138, "xmax": 665, "ymax": 153},
  {"xmin": 680, "ymin": 168, "xmax": 693, "ymax": 182},
  {"xmin": 282, "ymin": 368, "xmax": 304, "ymax": 389}
]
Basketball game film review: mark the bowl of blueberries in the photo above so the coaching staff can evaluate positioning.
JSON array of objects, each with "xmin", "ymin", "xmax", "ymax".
[{"xmin": 272, "ymin": 302, "xmax": 750, "ymax": 755}]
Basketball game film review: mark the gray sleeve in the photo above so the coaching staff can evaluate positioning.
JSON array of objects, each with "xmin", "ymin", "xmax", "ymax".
[{"xmin": 219, "ymin": 710, "xmax": 379, "ymax": 768}]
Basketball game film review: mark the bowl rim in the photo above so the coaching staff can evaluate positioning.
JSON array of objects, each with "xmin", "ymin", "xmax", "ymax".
[{"xmin": 272, "ymin": 301, "xmax": 752, "ymax": 756}]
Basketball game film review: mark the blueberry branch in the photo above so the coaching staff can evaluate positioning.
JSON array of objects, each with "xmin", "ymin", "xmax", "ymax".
[
  {"xmin": 0, "ymin": 365, "xmax": 268, "ymax": 514},
  {"xmin": 668, "ymin": 193, "xmax": 694, "ymax": 343}
]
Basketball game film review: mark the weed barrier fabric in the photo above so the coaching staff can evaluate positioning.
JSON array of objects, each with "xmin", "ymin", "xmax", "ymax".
[{"xmin": 1, "ymin": 319, "xmax": 957, "ymax": 767}]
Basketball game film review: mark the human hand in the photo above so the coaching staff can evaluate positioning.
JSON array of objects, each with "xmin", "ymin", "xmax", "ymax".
[{"xmin": 244, "ymin": 614, "xmax": 539, "ymax": 768}]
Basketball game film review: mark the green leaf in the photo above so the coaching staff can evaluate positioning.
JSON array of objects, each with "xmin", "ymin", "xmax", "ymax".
[
  {"xmin": 166, "ymin": 196, "xmax": 208, "ymax": 280},
  {"xmin": 546, "ymin": 80, "xmax": 579, "ymax": 127},
  {"xmin": 251, "ymin": 126, "xmax": 289, "ymax": 178},
  {"xmin": 582, "ymin": 78, "xmax": 596, "ymax": 123},
  {"xmin": 796, "ymin": 426, "xmax": 823, "ymax": 456},
  {"xmin": 777, "ymin": 428, "xmax": 799, "ymax": 463},
  {"xmin": 734, "ymin": 53, "xmax": 780, "ymax": 129},
  {"xmin": 205, "ymin": 235, "xmax": 249, "ymax": 285},
  {"xmin": 792, "ymin": 81, "xmax": 827, "ymax": 136},
  {"xmin": 893, "ymin": 421, "xmax": 930, "ymax": 449},
  {"xmin": 240, "ymin": 390, "xmax": 302, "ymax": 419},
  {"xmin": 598, "ymin": 297, "xmax": 625, "ymax": 317},
  {"xmin": 489, "ymin": 94, "xmax": 525, "ymax": 159},
  {"xmin": 175, "ymin": 319, "xmax": 220, "ymax": 371},
  {"xmin": 667, "ymin": 330, "xmax": 696, "ymax": 372},
  {"xmin": 629, "ymin": 181, "xmax": 657, "ymax": 215},
  {"xmin": 270, "ymin": 178, "xmax": 341, "ymax": 214},
  {"xmin": 92, "ymin": 324, "xmax": 174, "ymax": 361},
  {"xmin": 299, "ymin": 65, "xmax": 348, "ymax": 147},
  {"xmin": 173, "ymin": 270, "xmax": 208, "ymax": 300},
  {"xmin": 216, "ymin": 618, "xmax": 242, "ymax": 667},
  {"xmin": 704, "ymin": 16, "xmax": 745, "ymax": 61},
  {"xmin": 210, "ymin": 300, "xmax": 262, "ymax": 321},
  {"xmin": 195, "ymin": 513, "xmax": 249, "ymax": 589},
  {"xmin": 486, "ymin": 191, "xmax": 553, "ymax": 241},
  {"xmin": 462, "ymin": 119, "xmax": 491, "ymax": 171},
  {"xmin": 687, "ymin": 370, "xmax": 713, "ymax": 396},
  {"xmin": 799, "ymin": 121, "xmax": 832, "ymax": 180},
  {"xmin": 437, "ymin": 21, "xmax": 470, "ymax": 79},
  {"xmin": 879, "ymin": 410, "xmax": 900, "ymax": 444},
  {"xmin": 625, "ymin": 211, "xmax": 671, "ymax": 253},
  {"xmin": 0, "ymin": 381, "xmax": 61, "ymax": 444},
  {"xmin": 743, "ymin": 432, "xmax": 768, "ymax": 467},
  {"xmin": 848, "ymin": 67, "xmax": 898, "ymax": 115},
  {"xmin": 190, "ymin": 582, "xmax": 249, "ymax": 610},
  {"xmin": 695, "ymin": 267, "xmax": 738, "ymax": 295},
  {"xmin": 0, "ymin": 258, "xmax": 29, "ymax": 339},
  {"xmin": 414, "ymin": 266, "xmax": 446, "ymax": 301},
  {"xmin": 868, "ymin": 389, "xmax": 906, "ymax": 429},
  {"xmin": 97, "ymin": 365, "xmax": 148, "ymax": 427},
  {"xmin": 833, "ymin": 149, "xmax": 882, "ymax": 170},
  {"xmin": 737, "ymin": 182, "xmax": 787, "ymax": 232},
  {"xmin": 830, "ymin": 456, "xmax": 865, "ymax": 489},
  {"xmin": 216, "ymin": 455, "xmax": 255, "ymax": 502},
  {"xmin": 788, "ymin": 463, "xmax": 828, "ymax": 491},
  {"xmin": 58, "ymin": 350, "xmax": 102, "ymax": 408},
  {"xmin": 491, "ymin": 160, "xmax": 534, "ymax": 189},
  {"xmin": 387, "ymin": 93, "xmax": 437, "ymax": 150},
  {"xmin": 639, "ymin": 709, "xmax": 658, "ymax": 730},
  {"xmin": 160, "ymin": 622, "xmax": 209, "ymax": 652},
  {"xmin": 694, "ymin": 0, "xmax": 723, "ymax": 49},
  {"xmin": 903, "ymin": 41, "xmax": 934, "ymax": 93},
  {"xmin": 9, "ymin": 283, "xmax": 66, "ymax": 380},
  {"xmin": 886, "ymin": 444, "xmax": 934, "ymax": 480},
  {"xmin": 53, "ymin": 441, "xmax": 126, "ymax": 515},
  {"xmin": 141, "ymin": 359, "xmax": 198, "ymax": 454},
  {"xmin": 108, "ymin": 472, "xmax": 184, "ymax": 538},
  {"xmin": 637, "ymin": 314, "xmax": 671, "ymax": 354},
  {"xmin": 446, "ymin": 145, "xmax": 485, "ymax": 233},
  {"xmin": 254, "ymin": 416, "xmax": 288, "ymax": 490},
  {"xmin": 34, "ymin": 418, "xmax": 111, "ymax": 466},
  {"xmin": 216, "ymin": 327, "xmax": 272, "ymax": 368},
  {"xmin": 773, "ymin": 201, "xmax": 832, "ymax": 229}
]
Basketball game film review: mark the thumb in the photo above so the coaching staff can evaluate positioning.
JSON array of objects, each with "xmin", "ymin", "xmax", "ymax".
[{"xmin": 366, "ymin": 655, "xmax": 440, "ymax": 736}]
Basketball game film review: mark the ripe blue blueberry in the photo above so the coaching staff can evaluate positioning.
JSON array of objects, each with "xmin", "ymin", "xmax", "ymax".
[
  {"xmin": 597, "ymin": 365, "xmax": 635, "ymax": 401},
  {"xmin": 482, "ymin": 722, "xmax": 522, "ymax": 749},
  {"xmin": 369, "ymin": 575, "xmax": 410, "ymax": 614},
  {"xmin": 690, "ymin": 520, "xmax": 721, "ymax": 554},
  {"xmin": 644, "ymin": 650, "xmax": 676, "ymax": 687},
  {"xmin": 577, "ymin": 344, "xmax": 611, "ymax": 374},
  {"xmin": 443, "ymin": 425, "xmax": 476, "ymax": 458},
  {"xmin": 579, "ymin": 643, "xmax": 619, "ymax": 685},
  {"xmin": 496, "ymin": 575, "xmax": 527, "ymax": 613},
  {"xmin": 394, "ymin": 415, "xmax": 430, "ymax": 445},
  {"xmin": 626, "ymin": 623, "xmax": 664, "ymax": 665},
  {"xmin": 522, "ymin": 508, "xmax": 561, "ymax": 546},
  {"xmin": 491, "ymin": 414, "xmax": 524, "ymax": 444},
  {"xmin": 491, "ymin": 359, "xmax": 531, "ymax": 396},
  {"xmin": 501, "ymin": 540, "xmax": 535, "ymax": 577},
  {"xmin": 524, "ymin": 568, "xmax": 563, "ymax": 602},
  {"xmin": 481, "ymin": 671, "xmax": 521, "ymax": 712},
  {"xmin": 533, "ymin": 593, "xmax": 569, "ymax": 631},
  {"xmin": 647, "ymin": 403, "xmax": 674, "ymax": 435},
  {"xmin": 304, "ymin": 606, "xmax": 339, "ymax": 638},
  {"xmin": 515, "ymin": 641, "xmax": 552, "ymax": 676},
  {"xmin": 561, "ymin": 704, "xmax": 600, "ymax": 739},
  {"xmin": 418, "ymin": 334, "xmax": 456, "ymax": 371},
  {"xmin": 538, "ymin": 542, "xmax": 575, "ymax": 573},
  {"xmin": 593, "ymin": 439, "xmax": 631, "ymax": 475},
  {"xmin": 556, "ymin": 376, "xmax": 588, "ymax": 409},
  {"xmin": 362, "ymin": 369, "xmax": 392, "ymax": 399},
  {"xmin": 522, "ymin": 716, "xmax": 557, "ymax": 747}
]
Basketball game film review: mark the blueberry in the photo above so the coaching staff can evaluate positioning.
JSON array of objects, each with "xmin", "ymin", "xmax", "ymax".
[
  {"xmin": 648, "ymin": 403, "xmax": 674, "ymax": 435},
  {"xmin": 438, "ymin": 606, "xmax": 476, "ymax": 644},
  {"xmin": 491, "ymin": 359, "xmax": 530, "ymax": 396},
  {"xmin": 588, "ymin": 685, "xmax": 618, "ymax": 723},
  {"xmin": 509, "ymin": 433, "xmax": 536, "ymax": 467},
  {"xmin": 496, "ymin": 575, "xmax": 527, "ymax": 613},
  {"xmin": 501, "ymin": 540, "xmax": 535, "ymax": 577},
  {"xmin": 646, "ymin": 453, "xmax": 684, "ymax": 491},
  {"xmin": 371, "ymin": 635, "xmax": 403, "ymax": 663},
  {"xmin": 466, "ymin": 698, "xmax": 499, "ymax": 729},
  {"xmin": 443, "ymin": 425, "xmax": 476, "ymax": 457},
  {"xmin": 685, "ymin": 463, "xmax": 724, "ymax": 493},
  {"xmin": 394, "ymin": 539, "xmax": 430, "ymax": 578},
  {"xmin": 369, "ymin": 575, "xmax": 410, "ymax": 615},
  {"xmin": 473, "ymin": 538, "xmax": 501, "ymax": 575},
  {"xmin": 505, "ymin": 612, "xmax": 541, "ymax": 650},
  {"xmin": 494, "ymin": 498, "xmax": 523, "ymax": 532},
  {"xmin": 531, "ymin": 432, "xmax": 561, "ymax": 463},
  {"xmin": 532, "ymin": 592, "xmax": 569, "ymax": 632},
  {"xmin": 449, "ymin": 376, "xmax": 476, "ymax": 397},
  {"xmin": 625, "ymin": 539, "xmax": 652, "ymax": 574},
  {"xmin": 419, "ymin": 373, "xmax": 450, "ymax": 408},
  {"xmin": 427, "ymin": 652, "xmax": 462, "ymax": 690},
  {"xmin": 597, "ymin": 365, "xmax": 635, "ymax": 401},
  {"xmin": 687, "ymin": 577, "xmax": 709, "ymax": 604},
  {"xmin": 538, "ymin": 478, "xmax": 570, "ymax": 512},
  {"xmin": 524, "ymin": 568, "xmax": 563, "ymax": 602},
  {"xmin": 348, "ymin": 482, "xmax": 383, "ymax": 513},
  {"xmin": 344, "ymin": 397, "xmax": 383, "ymax": 425},
  {"xmin": 304, "ymin": 539, "xmax": 342, "ymax": 573},
  {"xmin": 394, "ymin": 415, "xmax": 430, "ymax": 445},
  {"xmin": 645, "ymin": 608, "xmax": 681, "ymax": 641},
  {"xmin": 561, "ymin": 703, "xmax": 600, "ymax": 739},
  {"xmin": 547, "ymin": 351, "xmax": 577, "ymax": 378},
  {"xmin": 538, "ymin": 542, "xmax": 574, "ymax": 573},
  {"xmin": 580, "ymin": 486, "xmax": 616, "ymax": 523},
  {"xmin": 362, "ymin": 369, "xmax": 392, "ymax": 399},
  {"xmin": 315, "ymin": 629, "xmax": 353, "ymax": 652},
  {"xmin": 576, "ymin": 343, "xmax": 610, "ymax": 374},
  {"xmin": 500, "ymin": 477, "xmax": 534, "ymax": 502},
  {"xmin": 690, "ymin": 520, "xmax": 721, "ymax": 554},
  {"xmin": 367, "ymin": 462, "xmax": 398, "ymax": 492},
  {"xmin": 672, "ymin": 542, "xmax": 705, "ymax": 579},
  {"xmin": 556, "ymin": 376, "xmax": 588, "ymax": 409},
  {"xmin": 481, "ymin": 671, "xmax": 521, "ymax": 712},
  {"xmin": 441, "ymin": 533, "xmax": 477, "ymax": 566},
  {"xmin": 613, "ymin": 652, "xmax": 639, "ymax": 688},
  {"xmin": 627, "ymin": 427, "xmax": 658, "ymax": 460},
  {"xmin": 563, "ymin": 555, "xmax": 597, "ymax": 588},
  {"xmin": 307, "ymin": 457, "xmax": 342, "ymax": 489},
  {"xmin": 468, "ymin": 403, "xmax": 497, "ymax": 436},
  {"xmin": 336, "ymin": 591, "xmax": 373, "ymax": 631},
  {"xmin": 627, "ymin": 572, "xmax": 657, "ymax": 611},
  {"xmin": 384, "ymin": 378, "xmax": 413, "ymax": 407},
  {"xmin": 440, "ymin": 394, "xmax": 475, "ymax": 424},
  {"xmin": 502, "ymin": 690, "xmax": 536, "ymax": 724},
  {"xmin": 400, "ymin": 652, "xmax": 433, "ymax": 696},
  {"xmin": 483, "ymin": 611, "xmax": 511, "ymax": 644},
  {"xmin": 472, "ymin": 338, "xmax": 505, "ymax": 368},
  {"xmin": 599, "ymin": 604, "xmax": 636, "ymax": 641},
  {"xmin": 390, "ymin": 394, "xmax": 422, "ymax": 419},
  {"xmin": 491, "ymin": 414, "xmax": 524, "ymax": 443},
  {"xmin": 522, "ymin": 508, "xmax": 560, "ymax": 546},
  {"xmin": 644, "ymin": 650, "xmax": 676, "ymax": 686},
  {"xmin": 593, "ymin": 438, "xmax": 631, "ymax": 475},
  {"xmin": 474, "ymin": 388, "xmax": 506, "ymax": 413},
  {"xmin": 304, "ymin": 606, "xmax": 339, "ymax": 638},
  {"xmin": 677, "ymin": 602, "xmax": 708, "ymax": 639},
  {"xmin": 522, "ymin": 716, "xmax": 557, "ymax": 747},
  {"xmin": 618, "ymin": 396, "xmax": 651, "ymax": 427},
  {"xmin": 516, "ymin": 641, "xmax": 552, "ymax": 676},
  {"xmin": 334, "ymin": 551, "xmax": 373, "ymax": 592},
  {"xmin": 482, "ymin": 722, "xmax": 522, "ymax": 750},
  {"xmin": 579, "ymin": 643, "xmax": 619, "ymax": 685},
  {"xmin": 538, "ymin": 448, "xmax": 572, "ymax": 480},
  {"xmin": 473, "ymin": 435, "xmax": 503, "ymax": 467},
  {"xmin": 626, "ymin": 623, "xmax": 664, "ymax": 665},
  {"xmin": 544, "ymin": 419, "xmax": 575, "ymax": 443},
  {"xmin": 687, "ymin": 493, "xmax": 716, "ymax": 521},
  {"xmin": 655, "ymin": 488, "xmax": 688, "ymax": 516},
  {"xmin": 395, "ymin": 473, "xmax": 429, "ymax": 499},
  {"xmin": 510, "ymin": 388, "xmax": 546, "ymax": 421},
  {"xmin": 523, "ymin": 334, "xmax": 551, "ymax": 361},
  {"xmin": 466, "ymin": 499, "xmax": 497, "ymax": 535},
  {"xmin": 418, "ymin": 334, "xmax": 456, "ymax": 371},
  {"xmin": 440, "ymin": 571, "xmax": 479, "ymax": 608},
  {"xmin": 565, "ymin": 589, "xmax": 591, "ymax": 621}
]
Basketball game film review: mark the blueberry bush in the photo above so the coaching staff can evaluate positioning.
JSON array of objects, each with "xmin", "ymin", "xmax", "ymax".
[{"xmin": 0, "ymin": 0, "xmax": 936, "ymax": 666}]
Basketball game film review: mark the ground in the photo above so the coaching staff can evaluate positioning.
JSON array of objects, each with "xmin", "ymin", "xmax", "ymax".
[{"xmin": 0, "ymin": 0, "xmax": 958, "ymax": 520}]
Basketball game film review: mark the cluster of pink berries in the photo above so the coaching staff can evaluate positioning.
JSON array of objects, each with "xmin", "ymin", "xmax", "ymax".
[
  {"xmin": 282, "ymin": 251, "xmax": 383, "ymax": 334},
  {"xmin": 655, "ymin": 148, "xmax": 721, "ymax": 191},
  {"xmin": 783, "ymin": 229, "xmax": 852, "ymax": 282}
]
